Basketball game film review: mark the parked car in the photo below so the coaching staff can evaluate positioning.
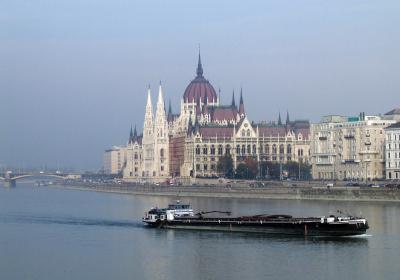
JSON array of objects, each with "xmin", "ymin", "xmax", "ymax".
[{"xmin": 326, "ymin": 183, "xmax": 334, "ymax": 188}]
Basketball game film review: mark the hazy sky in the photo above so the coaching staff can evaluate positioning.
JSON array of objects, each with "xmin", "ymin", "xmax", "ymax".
[{"xmin": 1, "ymin": 0, "xmax": 399, "ymax": 170}]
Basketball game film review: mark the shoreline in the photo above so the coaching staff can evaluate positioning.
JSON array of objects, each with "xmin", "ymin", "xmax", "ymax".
[{"xmin": 50, "ymin": 183, "xmax": 400, "ymax": 202}]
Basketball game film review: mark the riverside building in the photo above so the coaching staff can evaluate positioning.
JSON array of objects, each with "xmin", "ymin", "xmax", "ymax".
[
  {"xmin": 385, "ymin": 122, "xmax": 400, "ymax": 180},
  {"xmin": 310, "ymin": 114, "xmax": 396, "ymax": 181},
  {"xmin": 103, "ymin": 146, "xmax": 126, "ymax": 175},
  {"xmin": 110, "ymin": 53, "xmax": 311, "ymax": 182}
]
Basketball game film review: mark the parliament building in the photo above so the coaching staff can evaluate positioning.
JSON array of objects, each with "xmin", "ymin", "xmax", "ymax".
[{"xmin": 111, "ymin": 53, "xmax": 310, "ymax": 182}]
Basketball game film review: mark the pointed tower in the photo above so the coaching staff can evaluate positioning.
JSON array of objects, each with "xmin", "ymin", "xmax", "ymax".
[
  {"xmin": 239, "ymin": 88, "xmax": 245, "ymax": 117},
  {"xmin": 128, "ymin": 125, "xmax": 134, "ymax": 144},
  {"xmin": 278, "ymin": 112, "xmax": 282, "ymax": 126},
  {"xmin": 286, "ymin": 110, "xmax": 290, "ymax": 125},
  {"xmin": 143, "ymin": 86, "xmax": 154, "ymax": 138},
  {"xmin": 154, "ymin": 82, "xmax": 169, "ymax": 178},
  {"xmin": 231, "ymin": 90, "xmax": 236, "ymax": 108},
  {"xmin": 155, "ymin": 82, "xmax": 167, "ymax": 136},
  {"xmin": 196, "ymin": 48, "xmax": 203, "ymax": 78},
  {"xmin": 168, "ymin": 99, "xmax": 172, "ymax": 115},
  {"xmin": 133, "ymin": 125, "xmax": 138, "ymax": 142},
  {"xmin": 142, "ymin": 85, "xmax": 155, "ymax": 178}
]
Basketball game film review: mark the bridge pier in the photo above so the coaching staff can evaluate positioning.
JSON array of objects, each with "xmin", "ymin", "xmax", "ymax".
[{"xmin": 4, "ymin": 179, "xmax": 16, "ymax": 188}]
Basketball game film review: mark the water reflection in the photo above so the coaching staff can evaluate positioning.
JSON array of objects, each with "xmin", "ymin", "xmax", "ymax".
[{"xmin": 1, "ymin": 185, "xmax": 400, "ymax": 280}]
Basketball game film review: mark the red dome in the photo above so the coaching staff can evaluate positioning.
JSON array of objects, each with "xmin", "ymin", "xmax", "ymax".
[
  {"xmin": 183, "ymin": 53, "xmax": 217, "ymax": 103},
  {"xmin": 183, "ymin": 77, "xmax": 217, "ymax": 103}
]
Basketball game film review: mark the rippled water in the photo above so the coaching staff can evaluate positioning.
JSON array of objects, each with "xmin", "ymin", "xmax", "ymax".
[{"xmin": 1, "ymin": 183, "xmax": 400, "ymax": 280}]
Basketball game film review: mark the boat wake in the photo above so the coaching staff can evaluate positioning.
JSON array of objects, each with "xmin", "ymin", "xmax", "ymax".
[{"xmin": 1, "ymin": 214, "xmax": 143, "ymax": 229}]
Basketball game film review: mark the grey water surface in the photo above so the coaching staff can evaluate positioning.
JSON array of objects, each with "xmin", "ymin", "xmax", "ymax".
[{"xmin": 1, "ymin": 183, "xmax": 399, "ymax": 280}]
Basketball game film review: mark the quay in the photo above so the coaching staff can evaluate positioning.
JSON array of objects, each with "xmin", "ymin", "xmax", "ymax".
[{"xmin": 54, "ymin": 181, "xmax": 400, "ymax": 202}]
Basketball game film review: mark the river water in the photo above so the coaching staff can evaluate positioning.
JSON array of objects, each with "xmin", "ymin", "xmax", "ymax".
[{"xmin": 1, "ymin": 183, "xmax": 400, "ymax": 280}]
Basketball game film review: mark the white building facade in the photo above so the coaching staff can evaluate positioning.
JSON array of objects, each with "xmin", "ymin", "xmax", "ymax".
[
  {"xmin": 103, "ymin": 146, "xmax": 126, "ymax": 175},
  {"xmin": 311, "ymin": 114, "xmax": 396, "ymax": 181},
  {"xmin": 107, "ymin": 53, "xmax": 311, "ymax": 182},
  {"xmin": 385, "ymin": 123, "xmax": 400, "ymax": 180}
]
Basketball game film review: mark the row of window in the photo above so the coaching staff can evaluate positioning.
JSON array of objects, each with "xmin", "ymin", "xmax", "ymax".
[
  {"xmin": 196, "ymin": 164, "xmax": 217, "ymax": 172},
  {"xmin": 195, "ymin": 144, "xmax": 305, "ymax": 156},
  {"xmin": 387, "ymin": 133, "xmax": 400, "ymax": 141},
  {"xmin": 387, "ymin": 152, "xmax": 400, "ymax": 159},
  {"xmin": 387, "ymin": 144, "xmax": 400, "ymax": 150},
  {"xmin": 388, "ymin": 172, "xmax": 400, "ymax": 179}
]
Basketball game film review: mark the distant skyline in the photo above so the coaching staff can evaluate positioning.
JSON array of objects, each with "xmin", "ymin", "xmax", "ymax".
[{"xmin": 1, "ymin": 0, "xmax": 399, "ymax": 170}]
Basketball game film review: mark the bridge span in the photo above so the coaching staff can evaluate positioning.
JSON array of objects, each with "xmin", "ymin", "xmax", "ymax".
[{"xmin": 0, "ymin": 172, "xmax": 81, "ymax": 187}]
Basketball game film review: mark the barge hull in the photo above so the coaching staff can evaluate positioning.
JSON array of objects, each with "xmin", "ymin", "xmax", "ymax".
[{"xmin": 150, "ymin": 220, "xmax": 368, "ymax": 236}]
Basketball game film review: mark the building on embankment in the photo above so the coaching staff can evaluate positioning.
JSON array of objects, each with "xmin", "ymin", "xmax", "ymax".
[
  {"xmin": 105, "ymin": 52, "xmax": 311, "ymax": 182},
  {"xmin": 385, "ymin": 122, "xmax": 400, "ymax": 180},
  {"xmin": 310, "ymin": 113, "xmax": 396, "ymax": 181}
]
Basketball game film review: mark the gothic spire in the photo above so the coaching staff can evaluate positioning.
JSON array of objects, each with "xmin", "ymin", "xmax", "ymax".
[
  {"xmin": 133, "ymin": 125, "xmax": 137, "ymax": 139},
  {"xmin": 231, "ymin": 89, "xmax": 236, "ymax": 108},
  {"xmin": 196, "ymin": 48, "xmax": 203, "ymax": 78},
  {"xmin": 239, "ymin": 87, "xmax": 245, "ymax": 116},
  {"xmin": 168, "ymin": 99, "xmax": 172, "ymax": 116},
  {"xmin": 143, "ymin": 85, "xmax": 154, "ymax": 139},
  {"xmin": 286, "ymin": 110, "xmax": 290, "ymax": 125},
  {"xmin": 155, "ymin": 82, "xmax": 166, "ymax": 123},
  {"xmin": 129, "ymin": 125, "xmax": 134, "ymax": 144},
  {"xmin": 278, "ymin": 112, "xmax": 282, "ymax": 126}
]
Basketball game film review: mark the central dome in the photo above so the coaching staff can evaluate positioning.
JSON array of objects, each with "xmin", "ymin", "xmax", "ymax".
[{"xmin": 183, "ymin": 53, "xmax": 217, "ymax": 104}]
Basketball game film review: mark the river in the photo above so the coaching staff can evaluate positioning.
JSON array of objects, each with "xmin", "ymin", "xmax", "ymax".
[{"xmin": 1, "ymin": 182, "xmax": 399, "ymax": 280}]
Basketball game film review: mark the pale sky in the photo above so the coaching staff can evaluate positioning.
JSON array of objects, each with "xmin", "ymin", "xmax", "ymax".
[{"xmin": 1, "ymin": 0, "xmax": 399, "ymax": 170}]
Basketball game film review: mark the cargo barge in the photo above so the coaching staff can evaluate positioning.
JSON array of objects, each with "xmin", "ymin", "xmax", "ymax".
[{"xmin": 142, "ymin": 201, "xmax": 369, "ymax": 237}]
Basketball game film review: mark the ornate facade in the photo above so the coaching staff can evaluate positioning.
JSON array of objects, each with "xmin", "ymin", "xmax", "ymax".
[
  {"xmin": 121, "ymin": 53, "xmax": 311, "ymax": 182},
  {"xmin": 310, "ymin": 114, "xmax": 396, "ymax": 181}
]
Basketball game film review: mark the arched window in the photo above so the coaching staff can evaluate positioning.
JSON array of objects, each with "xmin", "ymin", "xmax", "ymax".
[
  {"xmin": 247, "ymin": 145, "xmax": 251, "ymax": 154},
  {"xmin": 196, "ymin": 145, "xmax": 201, "ymax": 155},
  {"xmin": 279, "ymin": 144, "xmax": 284, "ymax": 154},
  {"xmin": 252, "ymin": 144, "xmax": 257, "ymax": 155},
  {"xmin": 272, "ymin": 144, "xmax": 277, "ymax": 154},
  {"xmin": 218, "ymin": 145, "xmax": 223, "ymax": 155},
  {"xmin": 287, "ymin": 144, "xmax": 292, "ymax": 155},
  {"xmin": 226, "ymin": 145, "xmax": 231, "ymax": 155},
  {"xmin": 242, "ymin": 145, "xmax": 246, "ymax": 154},
  {"xmin": 210, "ymin": 145, "xmax": 215, "ymax": 155},
  {"xmin": 160, "ymin": 148, "xmax": 164, "ymax": 158},
  {"xmin": 236, "ymin": 145, "xmax": 241, "ymax": 155},
  {"xmin": 265, "ymin": 144, "xmax": 270, "ymax": 155},
  {"xmin": 247, "ymin": 129, "xmax": 251, "ymax": 136},
  {"xmin": 242, "ymin": 130, "xmax": 246, "ymax": 137},
  {"xmin": 134, "ymin": 153, "xmax": 138, "ymax": 160},
  {"xmin": 203, "ymin": 146, "xmax": 208, "ymax": 155}
]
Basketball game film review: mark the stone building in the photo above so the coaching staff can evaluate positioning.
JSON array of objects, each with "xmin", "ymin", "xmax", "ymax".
[
  {"xmin": 311, "ymin": 114, "xmax": 396, "ymax": 181},
  {"xmin": 103, "ymin": 146, "xmax": 126, "ymax": 175},
  {"xmin": 113, "ymin": 53, "xmax": 311, "ymax": 182},
  {"xmin": 385, "ymin": 122, "xmax": 400, "ymax": 180}
]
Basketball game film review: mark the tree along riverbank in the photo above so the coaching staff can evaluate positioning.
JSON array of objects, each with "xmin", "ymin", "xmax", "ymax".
[{"xmin": 53, "ymin": 182, "xmax": 400, "ymax": 202}]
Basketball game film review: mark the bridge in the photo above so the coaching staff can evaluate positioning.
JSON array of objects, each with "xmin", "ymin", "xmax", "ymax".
[{"xmin": 0, "ymin": 172, "xmax": 80, "ymax": 187}]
